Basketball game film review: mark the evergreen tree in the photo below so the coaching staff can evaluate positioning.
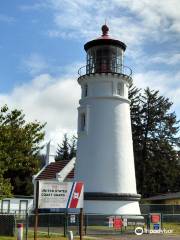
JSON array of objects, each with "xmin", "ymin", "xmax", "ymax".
[
  {"xmin": 56, "ymin": 134, "xmax": 77, "ymax": 161},
  {"xmin": 129, "ymin": 87, "xmax": 180, "ymax": 197},
  {"xmin": 56, "ymin": 134, "xmax": 70, "ymax": 161},
  {"xmin": 0, "ymin": 174, "xmax": 13, "ymax": 198},
  {"xmin": 0, "ymin": 105, "xmax": 45, "ymax": 196}
]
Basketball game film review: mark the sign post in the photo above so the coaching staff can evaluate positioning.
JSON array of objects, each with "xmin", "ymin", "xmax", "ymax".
[
  {"xmin": 149, "ymin": 213, "xmax": 161, "ymax": 232},
  {"xmin": 64, "ymin": 208, "xmax": 68, "ymax": 237},
  {"xmin": 34, "ymin": 181, "xmax": 39, "ymax": 240},
  {"xmin": 34, "ymin": 180, "xmax": 84, "ymax": 239},
  {"xmin": 17, "ymin": 223, "xmax": 23, "ymax": 240},
  {"xmin": 79, "ymin": 208, "xmax": 83, "ymax": 240},
  {"xmin": 108, "ymin": 217, "xmax": 114, "ymax": 228}
]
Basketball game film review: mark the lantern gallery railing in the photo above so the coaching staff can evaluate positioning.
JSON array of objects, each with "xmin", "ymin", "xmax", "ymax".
[{"xmin": 78, "ymin": 58, "xmax": 132, "ymax": 77}]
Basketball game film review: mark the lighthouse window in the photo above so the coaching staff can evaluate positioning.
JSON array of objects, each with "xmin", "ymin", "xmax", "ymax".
[
  {"xmin": 86, "ymin": 46, "xmax": 124, "ymax": 74},
  {"xmin": 80, "ymin": 113, "xmax": 86, "ymax": 131},
  {"xmin": 84, "ymin": 84, "xmax": 88, "ymax": 97},
  {"xmin": 117, "ymin": 82, "xmax": 124, "ymax": 96},
  {"xmin": 1, "ymin": 200, "xmax": 10, "ymax": 213}
]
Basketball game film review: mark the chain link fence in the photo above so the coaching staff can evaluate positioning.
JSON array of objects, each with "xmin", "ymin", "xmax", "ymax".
[
  {"xmin": 0, "ymin": 204, "xmax": 180, "ymax": 238},
  {"xmin": 140, "ymin": 204, "xmax": 180, "ymax": 214}
]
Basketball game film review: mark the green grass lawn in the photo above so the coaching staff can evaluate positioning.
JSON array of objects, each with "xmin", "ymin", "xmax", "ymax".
[
  {"xmin": 0, "ymin": 237, "xmax": 96, "ymax": 240},
  {"xmin": 0, "ymin": 238, "xmax": 67, "ymax": 240},
  {"xmin": 162, "ymin": 222, "xmax": 180, "ymax": 234},
  {"xmin": 0, "ymin": 231, "xmax": 94, "ymax": 240},
  {"xmin": 0, "ymin": 236, "xmax": 83, "ymax": 240}
]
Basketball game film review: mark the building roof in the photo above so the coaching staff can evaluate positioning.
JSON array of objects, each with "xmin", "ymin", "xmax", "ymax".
[
  {"xmin": 36, "ymin": 160, "xmax": 74, "ymax": 181},
  {"xmin": 144, "ymin": 192, "xmax": 180, "ymax": 201}
]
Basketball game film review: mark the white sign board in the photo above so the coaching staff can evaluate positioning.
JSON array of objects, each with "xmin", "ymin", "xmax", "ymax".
[
  {"xmin": 70, "ymin": 214, "xmax": 76, "ymax": 223},
  {"xmin": 123, "ymin": 218, "xmax": 128, "ymax": 227},
  {"xmin": 108, "ymin": 217, "xmax": 114, "ymax": 228},
  {"xmin": 37, "ymin": 181, "xmax": 84, "ymax": 209}
]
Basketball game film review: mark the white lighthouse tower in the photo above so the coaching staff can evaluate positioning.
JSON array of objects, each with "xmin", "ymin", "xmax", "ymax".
[{"xmin": 75, "ymin": 25, "xmax": 141, "ymax": 215}]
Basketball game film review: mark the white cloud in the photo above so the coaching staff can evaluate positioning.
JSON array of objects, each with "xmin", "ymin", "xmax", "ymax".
[
  {"xmin": 134, "ymin": 71, "xmax": 169, "ymax": 92},
  {"xmin": 115, "ymin": 0, "xmax": 180, "ymax": 33},
  {"xmin": 134, "ymin": 70, "xmax": 180, "ymax": 115},
  {"xmin": 21, "ymin": 53, "xmax": 49, "ymax": 76},
  {"xmin": 19, "ymin": 1, "xmax": 180, "ymax": 73},
  {"xmin": 18, "ymin": 0, "xmax": 180, "ymax": 56},
  {"xmin": 1, "ymin": 0, "xmax": 180, "ymax": 149},
  {"xmin": 0, "ymin": 73, "xmax": 80, "ymax": 147},
  {"xmin": 0, "ymin": 69, "xmax": 179, "ymax": 149},
  {"xmin": 44, "ymin": 0, "xmax": 180, "ymax": 46},
  {"xmin": 168, "ymin": 88, "xmax": 180, "ymax": 111},
  {"xmin": 150, "ymin": 53, "xmax": 180, "ymax": 65},
  {"xmin": 20, "ymin": 52, "xmax": 84, "ymax": 78}
]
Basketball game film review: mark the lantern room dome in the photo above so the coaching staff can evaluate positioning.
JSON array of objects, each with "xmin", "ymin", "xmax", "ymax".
[
  {"xmin": 101, "ymin": 24, "xmax": 109, "ymax": 35},
  {"xmin": 84, "ymin": 25, "xmax": 126, "ymax": 51}
]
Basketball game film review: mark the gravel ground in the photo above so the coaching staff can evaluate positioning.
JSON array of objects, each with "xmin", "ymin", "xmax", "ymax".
[{"xmin": 100, "ymin": 234, "xmax": 180, "ymax": 240}]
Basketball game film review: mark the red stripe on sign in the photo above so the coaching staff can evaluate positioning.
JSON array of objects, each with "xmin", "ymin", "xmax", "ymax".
[{"xmin": 69, "ymin": 182, "xmax": 83, "ymax": 208}]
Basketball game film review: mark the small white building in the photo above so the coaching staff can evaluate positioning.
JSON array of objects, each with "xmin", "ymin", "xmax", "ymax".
[
  {"xmin": 0, "ymin": 143, "xmax": 75, "ymax": 214},
  {"xmin": 0, "ymin": 196, "xmax": 33, "ymax": 214},
  {"xmin": 33, "ymin": 142, "xmax": 75, "ymax": 183}
]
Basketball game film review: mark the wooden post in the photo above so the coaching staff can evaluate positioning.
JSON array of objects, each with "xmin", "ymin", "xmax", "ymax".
[
  {"xmin": 84, "ymin": 214, "xmax": 87, "ymax": 235},
  {"xmin": 34, "ymin": 181, "xmax": 39, "ymax": 240},
  {"xmin": 25, "ymin": 212, "xmax": 28, "ymax": 240},
  {"xmin": 79, "ymin": 208, "xmax": 83, "ymax": 240},
  {"xmin": 64, "ymin": 209, "xmax": 67, "ymax": 237},
  {"xmin": 47, "ymin": 213, "xmax": 50, "ymax": 238}
]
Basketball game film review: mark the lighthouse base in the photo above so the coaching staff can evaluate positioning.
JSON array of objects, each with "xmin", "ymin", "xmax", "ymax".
[
  {"xmin": 83, "ymin": 192, "xmax": 141, "ymax": 215},
  {"xmin": 84, "ymin": 200, "xmax": 140, "ymax": 215}
]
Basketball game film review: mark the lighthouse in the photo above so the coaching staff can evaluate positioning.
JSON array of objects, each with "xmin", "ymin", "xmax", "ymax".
[{"xmin": 75, "ymin": 25, "xmax": 141, "ymax": 215}]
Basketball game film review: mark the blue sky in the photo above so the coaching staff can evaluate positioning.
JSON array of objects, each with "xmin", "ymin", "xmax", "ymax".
[
  {"xmin": 0, "ymin": 0, "xmax": 84, "ymax": 92},
  {"xmin": 0, "ymin": 0, "xmax": 180, "ymax": 145}
]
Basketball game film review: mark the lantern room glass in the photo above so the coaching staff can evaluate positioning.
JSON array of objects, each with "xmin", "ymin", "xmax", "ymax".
[{"xmin": 86, "ymin": 45, "xmax": 123, "ymax": 74}]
